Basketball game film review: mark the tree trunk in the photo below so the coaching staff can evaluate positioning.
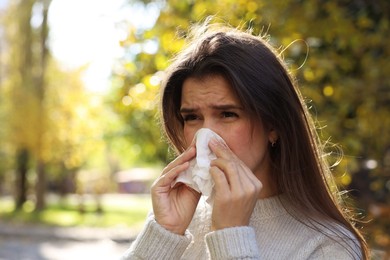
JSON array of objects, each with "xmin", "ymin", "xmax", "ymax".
[
  {"xmin": 15, "ymin": 148, "xmax": 29, "ymax": 209},
  {"xmin": 10, "ymin": 0, "xmax": 35, "ymax": 211},
  {"xmin": 35, "ymin": 160, "xmax": 46, "ymax": 210},
  {"xmin": 34, "ymin": 0, "xmax": 51, "ymax": 211}
]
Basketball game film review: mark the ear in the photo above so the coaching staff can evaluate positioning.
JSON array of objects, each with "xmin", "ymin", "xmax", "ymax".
[{"xmin": 268, "ymin": 128, "xmax": 278, "ymax": 144}]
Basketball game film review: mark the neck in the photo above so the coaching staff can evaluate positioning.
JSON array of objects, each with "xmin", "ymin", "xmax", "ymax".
[
  {"xmin": 255, "ymin": 168, "xmax": 278, "ymax": 199},
  {"xmin": 258, "ymin": 181, "xmax": 279, "ymax": 199}
]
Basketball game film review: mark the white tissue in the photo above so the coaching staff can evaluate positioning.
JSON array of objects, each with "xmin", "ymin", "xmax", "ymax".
[{"xmin": 172, "ymin": 128, "xmax": 225, "ymax": 202}]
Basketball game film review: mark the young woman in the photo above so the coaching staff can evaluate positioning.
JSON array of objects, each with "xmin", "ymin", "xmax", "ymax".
[{"xmin": 122, "ymin": 24, "xmax": 369, "ymax": 259}]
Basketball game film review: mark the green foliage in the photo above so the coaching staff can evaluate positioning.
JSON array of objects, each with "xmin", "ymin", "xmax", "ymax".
[
  {"xmin": 0, "ymin": 0, "xmax": 388, "ymax": 250},
  {"xmin": 43, "ymin": 60, "xmax": 107, "ymax": 170},
  {"xmin": 0, "ymin": 0, "xmax": 113, "ymax": 208},
  {"xmin": 116, "ymin": 0, "xmax": 390, "ymax": 176},
  {"xmin": 0, "ymin": 195, "xmax": 151, "ymax": 227},
  {"xmin": 114, "ymin": 0, "xmax": 390, "ymax": 251}
]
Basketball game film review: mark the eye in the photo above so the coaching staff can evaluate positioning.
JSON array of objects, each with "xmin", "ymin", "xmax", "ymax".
[
  {"xmin": 221, "ymin": 111, "xmax": 238, "ymax": 118},
  {"xmin": 182, "ymin": 114, "xmax": 199, "ymax": 121}
]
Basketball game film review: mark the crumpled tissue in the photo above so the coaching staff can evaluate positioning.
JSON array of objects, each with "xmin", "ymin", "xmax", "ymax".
[{"xmin": 171, "ymin": 128, "xmax": 225, "ymax": 203}]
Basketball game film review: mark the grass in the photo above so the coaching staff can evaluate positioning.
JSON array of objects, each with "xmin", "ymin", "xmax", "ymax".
[{"xmin": 0, "ymin": 193, "xmax": 151, "ymax": 228}]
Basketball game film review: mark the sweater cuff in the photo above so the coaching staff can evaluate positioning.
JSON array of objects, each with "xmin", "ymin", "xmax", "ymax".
[
  {"xmin": 126, "ymin": 218, "xmax": 192, "ymax": 259},
  {"xmin": 205, "ymin": 226, "xmax": 260, "ymax": 259}
]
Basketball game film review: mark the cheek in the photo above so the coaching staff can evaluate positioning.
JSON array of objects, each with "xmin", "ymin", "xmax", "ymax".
[
  {"xmin": 183, "ymin": 127, "xmax": 197, "ymax": 148},
  {"xmin": 222, "ymin": 128, "xmax": 253, "ymax": 156},
  {"xmin": 224, "ymin": 125, "xmax": 268, "ymax": 167}
]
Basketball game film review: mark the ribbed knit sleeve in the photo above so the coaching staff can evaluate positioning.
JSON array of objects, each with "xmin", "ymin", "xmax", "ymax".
[
  {"xmin": 205, "ymin": 226, "xmax": 260, "ymax": 259},
  {"xmin": 121, "ymin": 218, "xmax": 192, "ymax": 260},
  {"xmin": 121, "ymin": 195, "xmax": 363, "ymax": 259}
]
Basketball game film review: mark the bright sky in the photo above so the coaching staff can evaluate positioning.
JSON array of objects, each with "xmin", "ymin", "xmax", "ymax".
[
  {"xmin": 0, "ymin": 0, "xmax": 6, "ymax": 10},
  {"xmin": 48, "ymin": 0, "xmax": 160, "ymax": 93}
]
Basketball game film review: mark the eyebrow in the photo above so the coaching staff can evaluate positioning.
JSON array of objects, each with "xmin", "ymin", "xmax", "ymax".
[{"xmin": 180, "ymin": 104, "xmax": 243, "ymax": 113}]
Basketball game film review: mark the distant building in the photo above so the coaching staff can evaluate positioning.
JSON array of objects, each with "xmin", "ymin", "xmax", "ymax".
[{"xmin": 115, "ymin": 168, "xmax": 159, "ymax": 193}]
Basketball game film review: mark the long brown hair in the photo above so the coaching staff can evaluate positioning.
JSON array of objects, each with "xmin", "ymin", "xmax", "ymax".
[{"xmin": 160, "ymin": 23, "xmax": 369, "ymax": 259}]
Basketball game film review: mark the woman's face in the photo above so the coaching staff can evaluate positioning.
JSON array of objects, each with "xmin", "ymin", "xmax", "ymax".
[{"xmin": 180, "ymin": 74, "xmax": 274, "ymax": 179}]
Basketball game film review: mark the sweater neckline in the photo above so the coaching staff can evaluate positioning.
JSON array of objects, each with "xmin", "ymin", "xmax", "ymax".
[{"xmin": 251, "ymin": 194, "xmax": 290, "ymax": 220}]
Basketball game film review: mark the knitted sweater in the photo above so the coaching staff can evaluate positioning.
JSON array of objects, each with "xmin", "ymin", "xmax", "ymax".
[{"xmin": 121, "ymin": 195, "xmax": 361, "ymax": 259}]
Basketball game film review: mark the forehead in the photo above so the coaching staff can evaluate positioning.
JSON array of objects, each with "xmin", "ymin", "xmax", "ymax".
[{"xmin": 181, "ymin": 75, "xmax": 241, "ymax": 106}]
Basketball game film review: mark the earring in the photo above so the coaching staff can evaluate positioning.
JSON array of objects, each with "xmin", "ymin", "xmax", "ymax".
[{"xmin": 271, "ymin": 141, "xmax": 276, "ymax": 147}]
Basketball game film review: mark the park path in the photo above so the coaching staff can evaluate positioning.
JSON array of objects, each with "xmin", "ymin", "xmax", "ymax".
[
  {"xmin": 0, "ymin": 193, "xmax": 151, "ymax": 259},
  {"xmin": 0, "ymin": 222, "xmax": 139, "ymax": 260}
]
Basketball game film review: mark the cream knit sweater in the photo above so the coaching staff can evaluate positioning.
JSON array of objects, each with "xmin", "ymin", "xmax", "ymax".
[{"xmin": 121, "ymin": 195, "xmax": 361, "ymax": 259}]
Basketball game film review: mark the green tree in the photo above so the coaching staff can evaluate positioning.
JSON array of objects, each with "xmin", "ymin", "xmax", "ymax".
[
  {"xmin": 34, "ymin": 0, "xmax": 51, "ymax": 211},
  {"xmin": 1, "ymin": 0, "xmax": 107, "ymax": 211},
  {"xmin": 116, "ymin": 0, "xmax": 389, "ymax": 251},
  {"xmin": 2, "ymin": 0, "xmax": 39, "ymax": 209},
  {"xmin": 1, "ymin": 0, "xmax": 54, "ymax": 210},
  {"xmin": 43, "ymin": 60, "xmax": 107, "ymax": 178}
]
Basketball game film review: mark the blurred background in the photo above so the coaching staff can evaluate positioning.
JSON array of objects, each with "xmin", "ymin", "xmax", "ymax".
[{"xmin": 0, "ymin": 0, "xmax": 389, "ymax": 259}]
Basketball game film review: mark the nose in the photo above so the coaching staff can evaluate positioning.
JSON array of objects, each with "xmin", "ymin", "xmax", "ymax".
[
  {"xmin": 202, "ymin": 118, "xmax": 214, "ymax": 130},
  {"xmin": 201, "ymin": 119, "xmax": 220, "ymax": 135}
]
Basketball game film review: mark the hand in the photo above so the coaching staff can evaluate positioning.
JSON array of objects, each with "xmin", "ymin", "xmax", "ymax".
[
  {"xmin": 208, "ymin": 138, "xmax": 262, "ymax": 230},
  {"xmin": 151, "ymin": 144, "xmax": 201, "ymax": 235}
]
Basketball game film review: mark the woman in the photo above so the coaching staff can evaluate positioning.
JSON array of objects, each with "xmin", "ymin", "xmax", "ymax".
[{"xmin": 122, "ymin": 24, "xmax": 369, "ymax": 259}]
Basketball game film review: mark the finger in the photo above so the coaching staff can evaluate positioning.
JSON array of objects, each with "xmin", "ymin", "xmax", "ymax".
[
  {"xmin": 161, "ymin": 146, "xmax": 196, "ymax": 176},
  {"xmin": 210, "ymin": 157, "xmax": 243, "ymax": 191},
  {"xmin": 154, "ymin": 161, "xmax": 191, "ymax": 189},
  {"xmin": 238, "ymin": 167, "xmax": 262, "ymax": 196},
  {"xmin": 209, "ymin": 138, "xmax": 246, "ymax": 190},
  {"xmin": 209, "ymin": 138, "xmax": 259, "ymax": 183},
  {"xmin": 209, "ymin": 166, "xmax": 230, "ymax": 196},
  {"xmin": 208, "ymin": 137, "xmax": 235, "ymax": 161},
  {"xmin": 209, "ymin": 138, "xmax": 261, "ymax": 193}
]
